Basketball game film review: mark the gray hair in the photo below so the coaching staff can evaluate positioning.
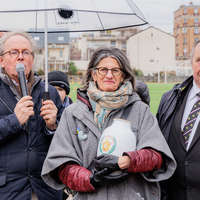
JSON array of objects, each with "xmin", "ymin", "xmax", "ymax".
[
  {"xmin": 0, "ymin": 31, "xmax": 37, "ymax": 57},
  {"xmin": 81, "ymin": 47, "xmax": 135, "ymax": 91},
  {"xmin": 191, "ymin": 40, "xmax": 200, "ymax": 63}
]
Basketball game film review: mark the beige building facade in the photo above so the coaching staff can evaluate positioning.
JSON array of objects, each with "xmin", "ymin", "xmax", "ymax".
[{"xmin": 127, "ymin": 26, "xmax": 175, "ymax": 75}]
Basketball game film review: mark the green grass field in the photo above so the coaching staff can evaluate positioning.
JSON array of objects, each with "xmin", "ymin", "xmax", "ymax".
[
  {"xmin": 69, "ymin": 82, "xmax": 175, "ymax": 115},
  {"xmin": 148, "ymin": 83, "xmax": 174, "ymax": 115}
]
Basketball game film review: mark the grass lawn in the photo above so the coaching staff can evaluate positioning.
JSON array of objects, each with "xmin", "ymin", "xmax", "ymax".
[
  {"xmin": 69, "ymin": 82, "xmax": 81, "ymax": 102},
  {"xmin": 69, "ymin": 82, "xmax": 176, "ymax": 115},
  {"xmin": 148, "ymin": 83, "xmax": 175, "ymax": 115}
]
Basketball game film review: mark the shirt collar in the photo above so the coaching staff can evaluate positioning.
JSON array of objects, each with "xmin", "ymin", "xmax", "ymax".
[{"xmin": 190, "ymin": 80, "xmax": 200, "ymax": 100}]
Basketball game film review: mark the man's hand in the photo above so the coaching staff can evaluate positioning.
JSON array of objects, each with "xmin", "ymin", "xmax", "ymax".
[
  {"xmin": 14, "ymin": 96, "xmax": 34, "ymax": 125},
  {"xmin": 40, "ymin": 100, "xmax": 58, "ymax": 130}
]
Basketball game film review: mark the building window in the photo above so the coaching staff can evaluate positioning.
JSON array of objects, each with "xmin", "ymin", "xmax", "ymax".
[
  {"xmin": 194, "ymin": 18, "xmax": 199, "ymax": 25},
  {"xmin": 194, "ymin": 8, "xmax": 198, "ymax": 15},
  {"xmin": 58, "ymin": 36, "xmax": 64, "ymax": 41},
  {"xmin": 59, "ymin": 49, "xmax": 63, "ymax": 57},
  {"xmin": 34, "ymin": 36, "xmax": 40, "ymax": 41},
  {"xmin": 62, "ymin": 65, "xmax": 66, "ymax": 71},
  {"xmin": 106, "ymin": 30, "xmax": 112, "ymax": 35},
  {"xmin": 183, "ymin": 47, "xmax": 187, "ymax": 56},
  {"xmin": 183, "ymin": 37, "xmax": 187, "ymax": 44},
  {"xmin": 184, "ymin": 18, "xmax": 187, "ymax": 25},
  {"xmin": 121, "ymin": 42, "xmax": 126, "ymax": 49},
  {"xmin": 111, "ymin": 40, "xmax": 116, "ymax": 47},
  {"xmin": 194, "ymin": 37, "xmax": 199, "ymax": 43},
  {"xmin": 194, "ymin": 27, "xmax": 199, "ymax": 34},
  {"xmin": 182, "ymin": 27, "xmax": 187, "ymax": 34},
  {"xmin": 183, "ymin": 7, "xmax": 187, "ymax": 15}
]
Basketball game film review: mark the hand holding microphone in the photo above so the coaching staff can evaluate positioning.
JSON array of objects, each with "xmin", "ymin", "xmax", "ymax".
[
  {"xmin": 16, "ymin": 63, "xmax": 28, "ymax": 96},
  {"xmin": 14, "ymin": 63, "xmax": 34, "ymax": 125}
]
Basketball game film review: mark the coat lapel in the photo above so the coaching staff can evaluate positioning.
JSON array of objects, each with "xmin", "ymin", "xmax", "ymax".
[
  {"xmin": 173, "ymin": 86, "xmax": 191, "ymax": 151},
  {"xmin": 174, "ymin": 100, "xmax": 187, "ymax": 150}
]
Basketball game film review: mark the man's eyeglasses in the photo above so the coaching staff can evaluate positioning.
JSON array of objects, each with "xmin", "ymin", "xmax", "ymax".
[
  {"xmin": 95, "ymin": 67, "xmax": 122, "ymax": 76},
  {"xmin": 1, "ymin": 49, "xmax": 33, "ymax": 58}
]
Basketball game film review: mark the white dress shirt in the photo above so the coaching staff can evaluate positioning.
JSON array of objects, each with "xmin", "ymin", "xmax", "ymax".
[{"xmin": 181, "ymin": 81, "xmax": 200, "ymax": 150}]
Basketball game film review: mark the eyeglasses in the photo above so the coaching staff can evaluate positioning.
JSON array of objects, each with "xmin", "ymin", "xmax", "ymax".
[
  {"xmin": 95, "ymin": 67, "xmax": 123, "ymax": 76},
  {"xmin": 1, "ymin": 49, "xmax": 33, "ymax": 58}
]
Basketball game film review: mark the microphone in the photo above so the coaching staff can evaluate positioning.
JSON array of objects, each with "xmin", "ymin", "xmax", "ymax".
[{"xmin": 16, "ymin": 63, "xmax": 28, "ymax": 96}]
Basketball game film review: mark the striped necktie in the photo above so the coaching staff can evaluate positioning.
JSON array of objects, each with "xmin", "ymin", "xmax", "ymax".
[{"xmin": 182, "ymin": 94, "xmax": 200, "ymax": 147}]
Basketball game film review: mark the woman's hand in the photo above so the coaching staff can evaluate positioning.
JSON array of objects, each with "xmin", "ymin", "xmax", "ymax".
[
  {"xmin": 118, "ymin": 156, "xmax": 131, "ymax": 169},
  {"xmin": 94, "ymin": 154, "xmax": 120, "ymax": 171}
]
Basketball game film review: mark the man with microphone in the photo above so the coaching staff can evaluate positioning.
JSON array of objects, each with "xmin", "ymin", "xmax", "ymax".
[{"xmin": 0, "ymin": 32, "xmax": 64, "ymax": 200}]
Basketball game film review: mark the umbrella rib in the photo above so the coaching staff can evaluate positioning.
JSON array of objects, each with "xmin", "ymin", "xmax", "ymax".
[
  {"xmin": 125, "ymin": 0, "xmax": 147, "ymax": 23},
  {"xmin": 0, "ymin": 21, "xmax": 148, "ymax": 33},
  {"xmin": 0, "ymin": 8, "xmax": 137, "ymax": 16},
  {"xmin": 96, "ymin": 12, "xmax": 105, "ymax": 30}
]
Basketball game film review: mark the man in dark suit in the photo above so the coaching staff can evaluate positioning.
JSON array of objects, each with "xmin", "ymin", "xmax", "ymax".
[{"xmin": 157, "ymin": 40, "xmax": 200, "ymax": 200}]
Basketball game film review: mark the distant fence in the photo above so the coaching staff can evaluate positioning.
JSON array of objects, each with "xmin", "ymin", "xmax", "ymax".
[
  {"xmin": 140, "ymin": 75, "xmax": 190, "ymax": 83},
  {"xmin": 68, "ymin": 74, "xmax": 190, "ymax": 84}
]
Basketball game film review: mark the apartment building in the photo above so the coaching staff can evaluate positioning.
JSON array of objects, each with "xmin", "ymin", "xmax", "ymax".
[
  {"xmin": 31, "ymin": 32, "xmax": 70, "ymax": 72},
  {"xmin": 174, "ymin": 2, "xmax": 200, "ymax": 60},
  {"xmin": 77, "ymin": 28, "xmax": 138, "ymax": 61},
  {"xmin": 69, "ymin": 28, "xmax": 139, "ymax": 71}
]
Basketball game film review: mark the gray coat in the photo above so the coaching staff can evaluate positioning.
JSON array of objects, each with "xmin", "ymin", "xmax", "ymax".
[{"xmin": 42, "ymin": 92, "xmax": 176, "ymax": 200}]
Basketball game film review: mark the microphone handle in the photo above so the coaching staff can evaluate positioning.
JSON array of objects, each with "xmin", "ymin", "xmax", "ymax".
[{"xmin": 18, "ymin": 71, "xmax": 28, "ymax": 96}]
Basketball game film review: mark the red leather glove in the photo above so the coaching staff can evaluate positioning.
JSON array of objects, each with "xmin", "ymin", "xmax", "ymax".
[
  {"xmin": 58, "ymin": 164, "xmax": 95, "ymax": 192},
  {"xmin": 123, "ymin": 149, "xmax": 162, "ymax": 173}
]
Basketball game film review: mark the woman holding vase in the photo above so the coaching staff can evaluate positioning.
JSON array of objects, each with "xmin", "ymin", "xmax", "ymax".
[{"xmin": 42, "ymin": 47, "xmax": 176, "ymax": 200}]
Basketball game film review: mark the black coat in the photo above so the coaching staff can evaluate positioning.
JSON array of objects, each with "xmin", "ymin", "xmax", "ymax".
[
  {"xmin": 0, "ymin": 76, "xmax": 64, "ymax": 200},
  {"xmin": 156, "ymin": 76, "xmax": 200, "ymax": 200}
]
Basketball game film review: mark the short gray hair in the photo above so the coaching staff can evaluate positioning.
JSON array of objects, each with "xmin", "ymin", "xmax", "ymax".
[
  {"xmin": 81, "ymin": 47, "xmax": 135, "ymax": 91},
  {"xmin": 0, "ymin": 31, "xmax": 37, "ymax": 57}
]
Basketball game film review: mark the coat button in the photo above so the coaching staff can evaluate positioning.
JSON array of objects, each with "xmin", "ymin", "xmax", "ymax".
[
  {"xmin": 185, "ymin": 161, "xmax": 189, "ymax": 165},
  {"xmin": 28, "ymin": 147, "xmax": 32, "ymax": 151}
]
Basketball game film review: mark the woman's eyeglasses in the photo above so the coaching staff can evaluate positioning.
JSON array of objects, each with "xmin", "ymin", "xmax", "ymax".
[{"xmin": 95, "ymin": 67, "xmax": 122, "ymax": 76}]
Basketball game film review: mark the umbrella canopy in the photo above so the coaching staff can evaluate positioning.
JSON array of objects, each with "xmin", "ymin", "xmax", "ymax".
[
  {"xmin": 0, "ymin": 0, "xmax": 147, "ymax": 33},
  {"xmin": 0, "ymin": 0, "xmax": 147, "ymax": 94}
]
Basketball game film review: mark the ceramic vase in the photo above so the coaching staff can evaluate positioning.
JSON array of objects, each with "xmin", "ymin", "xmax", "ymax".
[{"xmin": 97, "ymin": 118, "xmax": 136, "ymax": 157}]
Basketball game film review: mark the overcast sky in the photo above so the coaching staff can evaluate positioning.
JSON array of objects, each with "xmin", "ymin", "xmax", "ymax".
[{"xmin": 133, "ymin": 0, "xmax": 200, "ymax": 33}]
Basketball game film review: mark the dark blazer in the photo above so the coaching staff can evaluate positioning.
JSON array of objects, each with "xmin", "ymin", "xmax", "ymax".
[
  {"xmin": 0, "ymin": 77, "xmax": 63, "ymax": 200},
  {"xmin": 157, "ymin": 76, "xmax": 200, "ymax": 200}
]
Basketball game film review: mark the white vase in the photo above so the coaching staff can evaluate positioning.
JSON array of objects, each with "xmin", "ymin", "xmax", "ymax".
[{"xmin": 97, "ymin": 118, "xmax": 136, "ymax": 157}]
